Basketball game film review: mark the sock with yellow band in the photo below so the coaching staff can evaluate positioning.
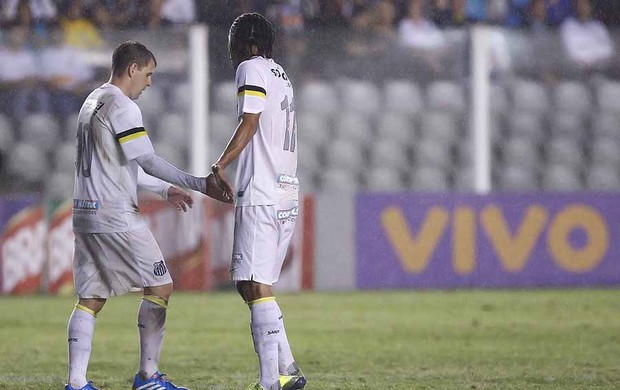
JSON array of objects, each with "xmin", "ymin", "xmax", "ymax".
[
  {"xmin": 67, "ymin": 303, "xmax": 97, "ymax": 388},
  {"xmin": 249, "ymin": 297, "xmax": 280, "ymax": 390},
  {"xmin": 138, "ymin": 295, "xmax": 168, "ymax": 379}
]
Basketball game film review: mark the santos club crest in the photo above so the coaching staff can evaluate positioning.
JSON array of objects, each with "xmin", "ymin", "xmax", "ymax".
[{"xmin": 153, "ymin": 261, "xmax": 168, "ymax": 276}]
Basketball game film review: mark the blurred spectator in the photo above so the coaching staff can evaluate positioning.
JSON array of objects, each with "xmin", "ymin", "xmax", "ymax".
[
  {"xmin": 351, "ymin": 0, "xmax": 395, "ymax": 33},
  {"xmin": 398, "ymin": 0, "xmax": 446, "ymax": 50},
  {"xmin": 466, "ymin": 0, "xmax": 487, "ymax": 22},
  {"xmin": 39, "ymin": 23, "xmax": 94, "ymax": 116},
  {"xmin": 505, "ymin": 0, "xmax": 532, "ymax": 27},
  {"xmin": 560, "ymin": 0, "xmax": 613, "ymax": 71},
  {"xmin": 348, "ymin": 0, "xmax": 379, "ymax": 22},
  {"xmin": 0, "ymin": 23, "xmax": 47, "ymax": 118},
  {"xmin": 527, "ymin": 0, "xmax": 551, "ymax": 32},
  {"xmin": 196, "ymin": 1, "xmax": 237, "ymax": 27},
  {"xmin": 431, "ymin": 0, "xmax": 452, "ymax": 27},
  {"xmin": 593, "ymin": 0, "xmax": 620, "ymax": 26},
  {"xmin": 346, "ymin": 0, "xmax": 396, "ymax": 78},
  {"xmin": 308, "ymin": 0, "xmax": 350, "ymax": 27},
  {"xmin": 148, "ymin": 0, "xmax": 196, "ymax": 28},
  {"xmin": 90, "ymin": 0, "xmax": 139, "ymax": 30},
  {"xmin": 60, "ymin": 1, "xmax": 102, "ymax": 48},
  {"xmin": 547, "ymin": 0, "xmax": 572, "ymax": 26},
  {"xmin": 1, "ymin": 0, "xmax": 56, "ymax": 28},
  {"xmin": 398, "ymin": 0, "xmax": 447, "ymax": 77},
  {"xmin": 487, "ymin": 0, "xmax": 509, "ymax": 24},
  {"xmin": 430, "ymin": 0, "xmax": 470, "ymax": 28},
  {"xmin": 266, "ymin": 0, "xmax": 305, "ymax": 34},
  {"xmin": 451, "ymin": 0, "xmax": 468, "ymax": 26}
]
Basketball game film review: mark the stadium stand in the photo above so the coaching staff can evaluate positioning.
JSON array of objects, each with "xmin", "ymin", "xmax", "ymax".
[
  {"xmin": 553, "ymin": 80, "xmax": 592, "ymax": 115},
  {"xmin": 382, "ymin": 79, "xmax": 424, "ymax": 116},
  {"xmin": 20, "ymin": 113, "xmax": 61, "ymax": 152},
  {"xmin": 364, "ymin": 167, "xmax": 404, "ymax": 191},
  {"xmin": 407, "ymin": 166, "xmax": 450, "ymax": 191},
  {"xmin": 542, "ymin": 164, "xmax": 582, "ymax": 191},
  {"xmin": 7, "ymin": 142, "xmax": 47, "ymax": 185},
  {"xmin": 320, "ymin": 168, "xmax": 359, "ymax": 192},
  {"xmin": 375, "ymin": 112, "xmax": 417, "ymax": 147},
  {"xmin": 368, "ymin": 139, "xmax": 409, "ymax": 170},
  {"xmin": 4, "ymin": 7, "xmax": 620, "ymax": 195},
  {"xmin": 324, "ymin": 138, "xmax": 364, "ymax": 172},
  {"xmin": 426, "ymin": 80, "xmax": 467, "ymax": 114},
  {"xmin": 496, "ymin": 165, "xmax": 539, "ymax": 191},
  {"xmin": 586, "ymin": 163, "xmax": 620, "ymax": 190}
]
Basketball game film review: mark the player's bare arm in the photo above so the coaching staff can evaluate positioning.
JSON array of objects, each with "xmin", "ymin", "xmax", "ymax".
[{"xmin": 211, "ymin": 112, "xmax": 261, "ymax": 200}]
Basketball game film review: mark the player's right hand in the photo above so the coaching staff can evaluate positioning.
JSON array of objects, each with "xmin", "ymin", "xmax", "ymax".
[{"xmin": 205, "ymin": 172, "xmax": 233, "ymax": 204}]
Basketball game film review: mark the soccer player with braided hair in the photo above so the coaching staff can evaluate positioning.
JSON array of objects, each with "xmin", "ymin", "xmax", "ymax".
[{"xmin": 211, "ymin": 12, "xmax": 306, "ymax": 390}]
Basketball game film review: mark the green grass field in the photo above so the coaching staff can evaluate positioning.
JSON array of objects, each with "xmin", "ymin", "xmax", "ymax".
[{"xmin": 0, "ymin": 289, "xmax": 619, "ymax": 390}]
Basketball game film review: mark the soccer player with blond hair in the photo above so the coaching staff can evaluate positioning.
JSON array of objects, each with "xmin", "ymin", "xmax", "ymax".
[{"xmin": 65, "ymin": 40, "xmax": 231, "ymax": 390}]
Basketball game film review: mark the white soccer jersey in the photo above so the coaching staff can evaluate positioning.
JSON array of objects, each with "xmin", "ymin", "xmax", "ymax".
[
  {"xmin": 234, "ymin": 56, "xmax": 299, "ymax": 207},
  {"xmin": 73, "ymin": 83, "xmax": 156, "ymax": 233}
]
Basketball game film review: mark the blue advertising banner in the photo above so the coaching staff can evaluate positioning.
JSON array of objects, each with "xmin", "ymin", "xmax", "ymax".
[{"xmin": 356, "ymin": 193, "xmax": 620, "ymax": 289}]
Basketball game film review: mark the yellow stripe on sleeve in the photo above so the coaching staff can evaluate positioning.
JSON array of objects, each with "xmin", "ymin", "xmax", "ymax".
[
  {"xmin": 118, "ymin": 130, "xmax": 147, "ymax": 144},
  {"xmin": 238, "ymin": 90, "xmax": 266, "ymax": 99}
]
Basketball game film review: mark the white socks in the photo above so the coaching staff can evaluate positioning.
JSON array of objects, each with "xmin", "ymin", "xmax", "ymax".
[
  {"xmin": 274, "ymin": 303, "xmax": 296, "ymax": 375},
  {"xmin": 250, "ymin": 298, "xmax": 281, "ymax": 390},
  {"xmin": 67, "ymin": 304, "xmax": 96, "ymax": 389},
  {"xmin": 138, "ymin": 296, "xmax": 168, "ymax": 379},
  {"xmin": 250, "ymin": 297, "xmax": 299, "ymax": 389}
]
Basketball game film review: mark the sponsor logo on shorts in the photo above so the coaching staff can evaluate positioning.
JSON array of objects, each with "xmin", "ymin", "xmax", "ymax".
[
  {"xmin": 277, "ymin": 174, "xmax": 299, "ymax": 190},
  {"xmin": 68, "ymin": 338, "xmax": 78, "ymax": 343},
  {"xmin": 276, "ymin": 207, "xmax": 299, "ymax": 222},
  {"xmin": 153, "ymin": 261, "xmax": 168, "ymax": 276},
  {"xmin": 230, "ymin": 253, "xmax": 242, "ymax": 272},
  {"xmin": 267, "ymin": 329, "xmax": 280, "ymax": 335}
]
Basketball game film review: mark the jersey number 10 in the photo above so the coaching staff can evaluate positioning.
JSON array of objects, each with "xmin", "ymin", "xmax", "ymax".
[
  {"xmin": 76, "ymin": 122, "xmax": 94, "ymax": 177},
  {"xmin": 281, "ymin": 95, "xmax": 296, "ymax": 153}
]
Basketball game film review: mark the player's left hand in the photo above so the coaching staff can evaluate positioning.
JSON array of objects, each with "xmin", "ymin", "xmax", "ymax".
[
  {"xmin": 210, "ymin": 164, "xmax": 234, "ymax": 202},
  {"xmin": 167, "ymin": 186, "xmax": 194, "ymax": 212}
]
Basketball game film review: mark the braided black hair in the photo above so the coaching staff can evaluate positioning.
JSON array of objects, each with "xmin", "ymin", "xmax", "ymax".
[{"xmin": 229, "ymin": 13, "xmax": 275, "ymax": 59}]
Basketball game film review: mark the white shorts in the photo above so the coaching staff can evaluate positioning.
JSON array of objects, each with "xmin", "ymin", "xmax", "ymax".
[
  {"xmin": 230, "ymin": 200, "xmax": 298, "ymax": 285},
  {"xmin": 72, "ymin": 227, "xmax": 173, "ymax": 298}
]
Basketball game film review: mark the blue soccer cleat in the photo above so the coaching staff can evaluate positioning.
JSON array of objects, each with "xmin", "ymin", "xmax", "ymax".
[
  {"xmin": 64, "ymin": 381, "xmax": 99, "ymax": 390},
  {"xmin": 132, "ymin": 371, "xmax": 189, "ymax": 390}
]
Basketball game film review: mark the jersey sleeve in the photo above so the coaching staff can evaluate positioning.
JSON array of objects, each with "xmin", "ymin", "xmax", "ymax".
[
  {"xmin": 236, "ymin": 60, "xmax": 267, "ymax": 116},
  {"xmin": 109, "ymin": 101, "xmax": 154, "ymax": 161}
]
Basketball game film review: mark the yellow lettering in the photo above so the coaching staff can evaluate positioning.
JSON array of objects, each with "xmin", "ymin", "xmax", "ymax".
[
  {"xmin": 381, "ymin": 206, "xmax": 449, "ymax": 273},
  {"xmin": 453, "ymin": 207, "xmax": 475, "ymax": 275},
  {"xmin": 548, "ymin": 205, "xmax": 608, "ymax": 272},
  {"xmin": 481, "ymin": 205, "xmax": 548, "ymax": 272}
]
